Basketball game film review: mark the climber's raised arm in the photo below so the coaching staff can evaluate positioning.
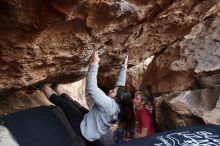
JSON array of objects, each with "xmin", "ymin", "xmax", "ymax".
[{"xmin": 116, "ymin": 54, "xmax": 128, "ymax": 87}]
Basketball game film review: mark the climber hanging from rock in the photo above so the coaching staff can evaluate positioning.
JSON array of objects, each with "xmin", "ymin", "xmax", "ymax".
[{"xmin": 39, "ymin": 50, "xmax": 135, "ymax": 146}]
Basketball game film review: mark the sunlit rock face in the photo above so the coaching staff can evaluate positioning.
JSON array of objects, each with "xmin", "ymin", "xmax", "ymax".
[
  {"xmin": 146, "ymin": 3, "xmax": 220, "ymax": 130},
  {"xmin": 57, "ymin": 79, "xmax": 93, "ymax": 109}
]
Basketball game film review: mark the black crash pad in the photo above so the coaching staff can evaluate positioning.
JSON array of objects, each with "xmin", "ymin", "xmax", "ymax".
[
  {"xmin": 0, "ymin": 106, "xmax": 86, "ymax": 146},
  {"xmin": 1, "ymin": 106, "xmax": 220, "ymax": 146},
  {"xmin": 111, "ymin": 124, "xmax": 220, "ymax": 146}
]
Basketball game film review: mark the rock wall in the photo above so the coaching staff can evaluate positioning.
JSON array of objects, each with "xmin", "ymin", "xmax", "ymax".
[
  {"xmin": 143, "ymin": 3, "xmax": 220, "ymax": 130},
  {"xmin": 0, "ymin": 90, "xmax": 51, "ymax": 116},
  {"xmin": 0, "ymin": 0, "xmax": 220, "ymax": 130},
  {"xmin": 1, "ymin": 0, "xmax": 218, "ymax": 95},
  {"xmin": 0, "ymin": 79, "xmax": 90, "ymax": 116}
]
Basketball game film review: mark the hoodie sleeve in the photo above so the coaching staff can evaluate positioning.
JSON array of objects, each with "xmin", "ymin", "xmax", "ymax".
[
  {"xmin": 86, "ymin": 64, "xmax": 117, "ymax": 113},
  {"xmin": 116, "ymin": 64, "xmax": 127, "ymax": 86}
]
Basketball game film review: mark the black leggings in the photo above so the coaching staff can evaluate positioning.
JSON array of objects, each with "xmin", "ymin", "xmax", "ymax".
[{"xmin": 49, "ymin": 93, "xmax": 104, "ymax": 146}]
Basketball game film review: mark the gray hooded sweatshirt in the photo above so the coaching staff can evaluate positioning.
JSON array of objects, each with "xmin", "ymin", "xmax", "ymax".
[{"xmin": 80, "ymin": 64, "xmax": 127, "ymax": 141}]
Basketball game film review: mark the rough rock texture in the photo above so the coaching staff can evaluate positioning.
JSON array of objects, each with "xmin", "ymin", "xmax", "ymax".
[
  {"xmin": 57, "ymin": 78, "xmax": 93, "ymax": 109},
  {"xmin": 146, "ymin": 3, "xmax": 220, "ymax": 130},
  {"xmin": 98, "ymin": 0, "xmax": 220, "ymax": 90},
  {"xmin": 1, "ymin": 0, "xmax": 219, "ymax": 95},
  {"xmin": 1, "ymin": 0, "xmax": 220, "ymax": 131},
  {"xmin": 142, "ymin": 1, "xmax": 220, "ymax": 94},
  {"xmin": 98, "ymin": 55, "xmax": 153, "ymax": 93},
  {"xmin": 0, "ymin": 90, "xmax": 51, "ymax": 116},
  {"xmin": 0, "ymin": 79, "xmax": 91, "ymax": 116},
  {"xmin": 155, "ymin": 85, "xmax": 220, "ymax": 130}
]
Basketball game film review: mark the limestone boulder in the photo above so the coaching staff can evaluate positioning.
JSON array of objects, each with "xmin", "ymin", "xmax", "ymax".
[
  {"xmin": 155, "ymin": 85, "xmax": 220, "ymax": 130},
  {"xmin": 144, "ymin": 2, "xmax": 220, "ymax": 130},
  {"xmin": 142, "ymin": 2, "xmax": 220, "ymax": 94}
]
